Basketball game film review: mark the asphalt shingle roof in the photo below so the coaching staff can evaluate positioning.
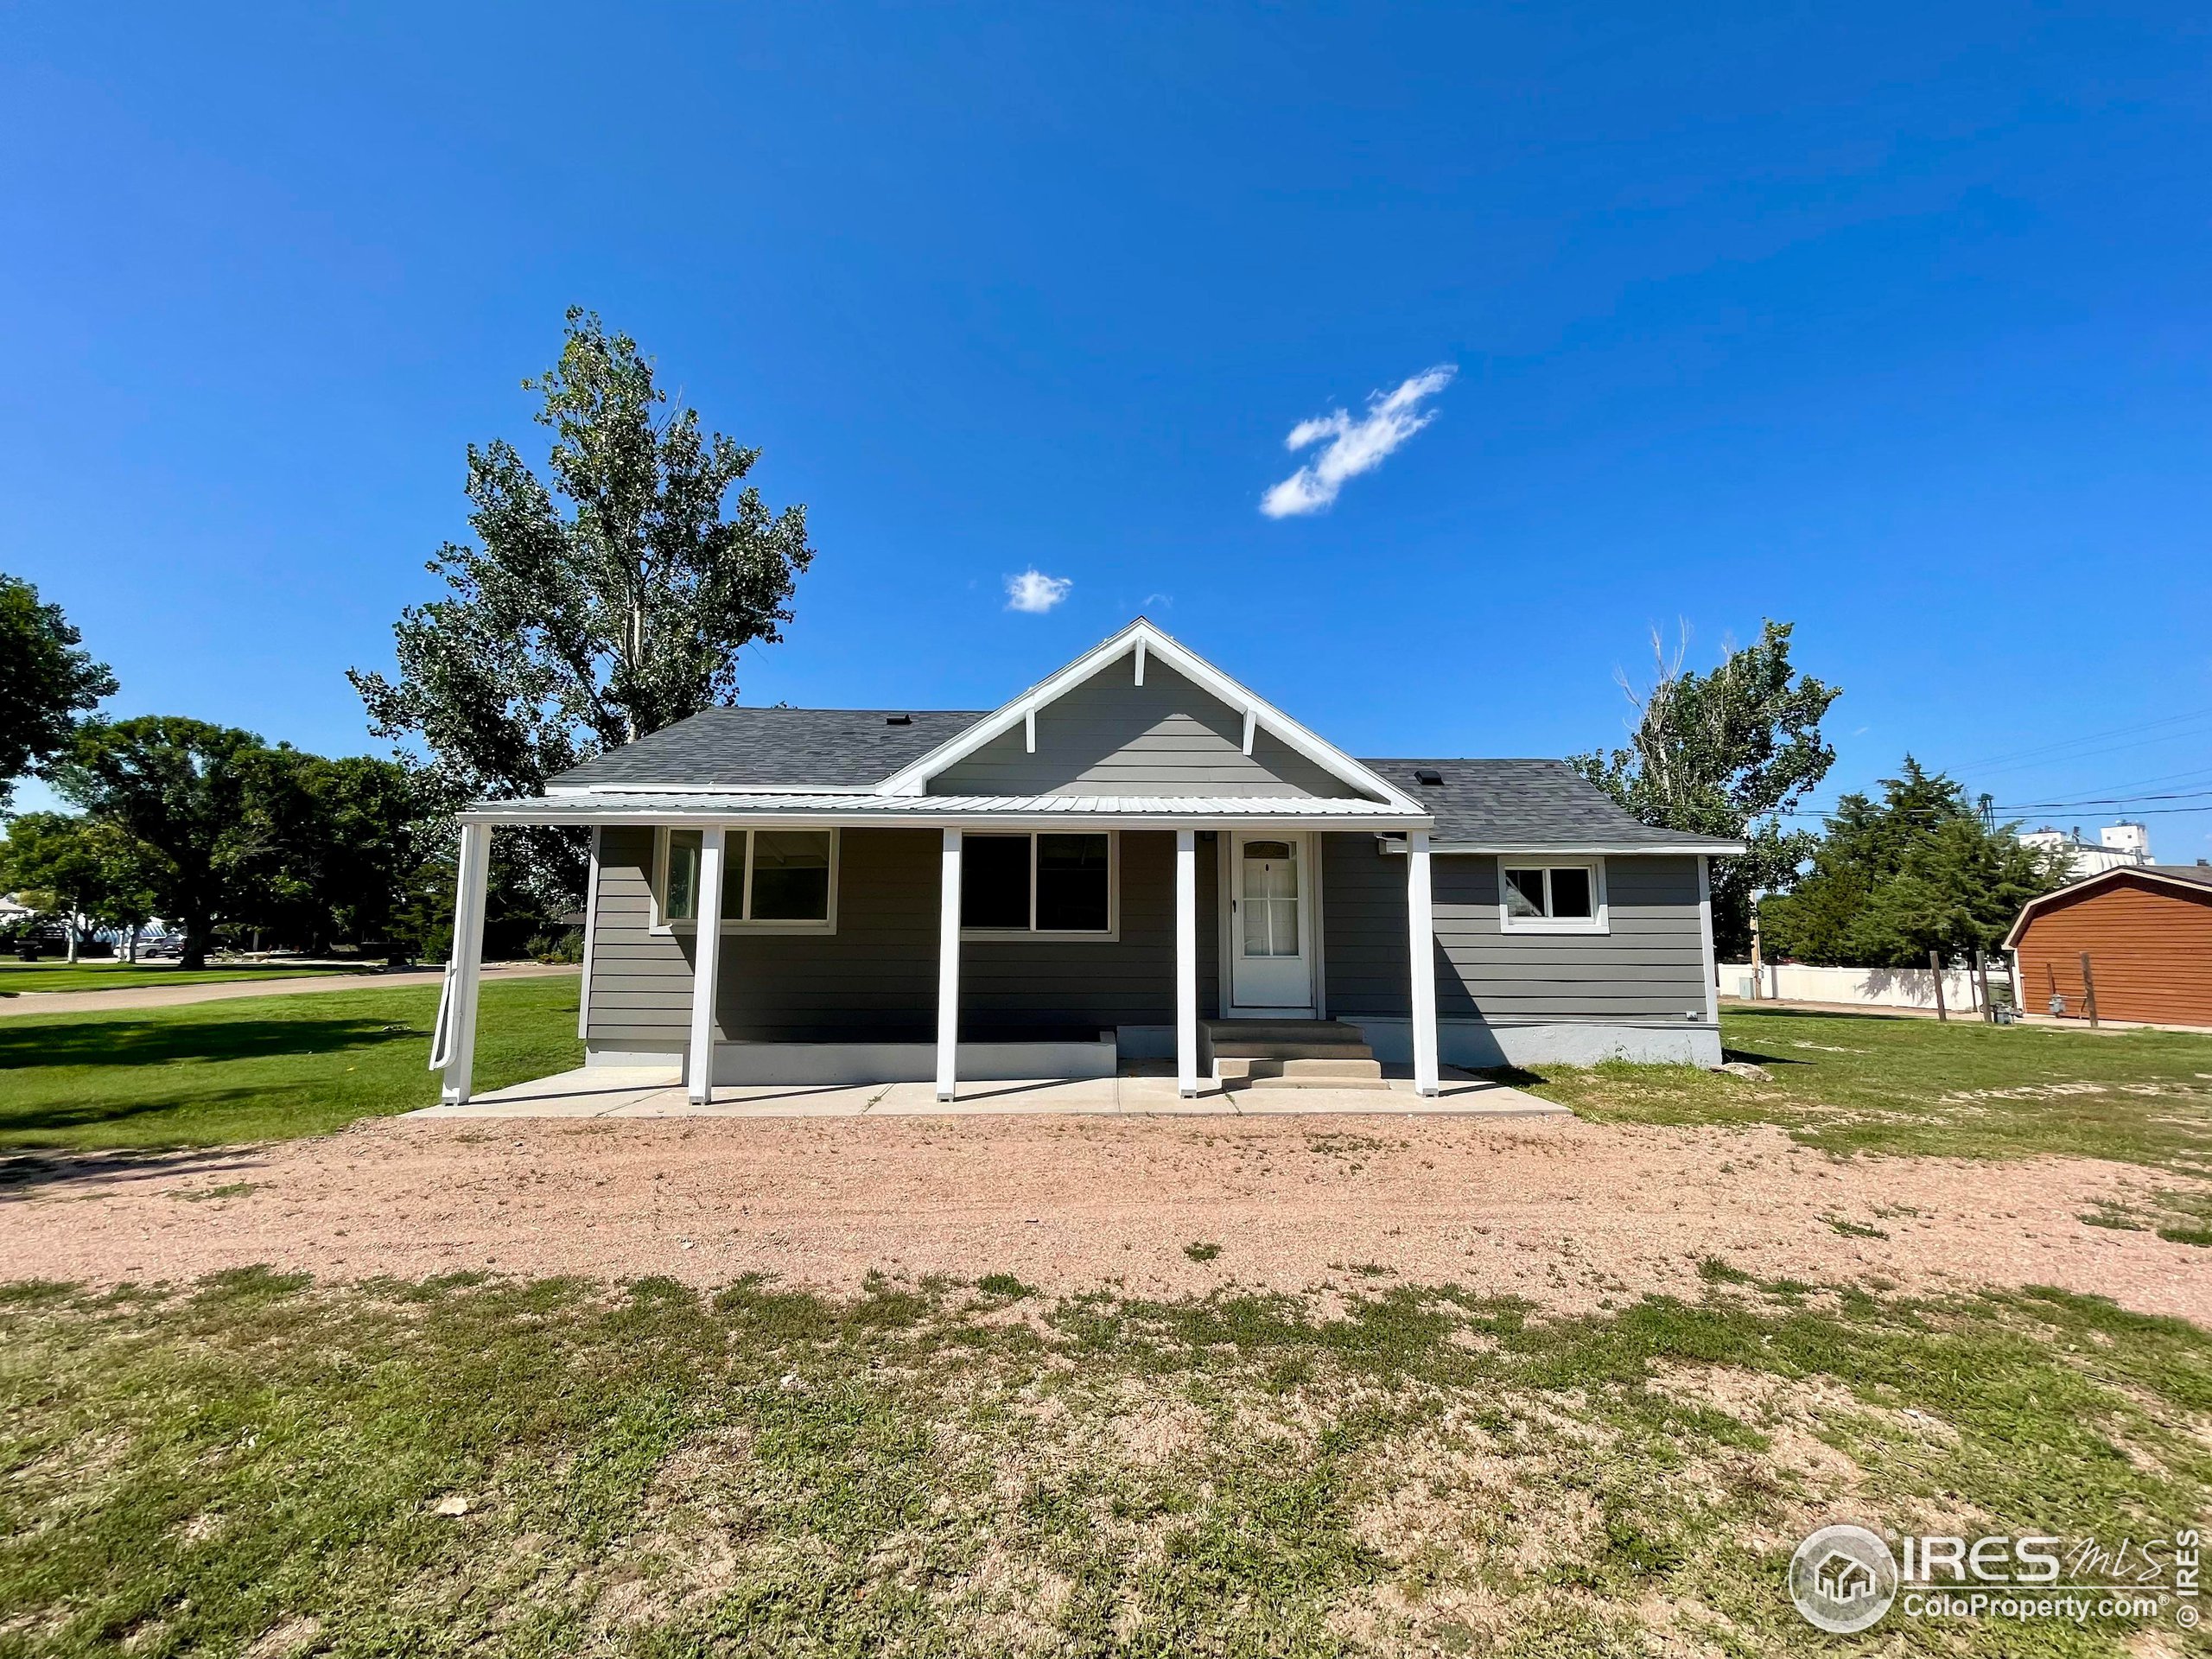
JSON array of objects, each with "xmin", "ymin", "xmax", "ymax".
[
  {"xmin": 550, "ymin": 708, "xmax": 988, "ymax": 789},
  {"xmin": 1358, "ymin": 758, "xmax": 1737, "ymax": 849},
  {"xmin": 544, "ymin": 712, "xmax": 1737, "ymax": 851}
]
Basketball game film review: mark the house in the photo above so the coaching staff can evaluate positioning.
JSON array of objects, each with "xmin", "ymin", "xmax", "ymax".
[
  {"xmin": 429, "ymin": 620, "xmax": 1742, "ymax": 1105},
  {"xmin": 2018, "ymin": 822, "xmax": 2152, "ymax": 881},
  {"xmin": 2005, "ymin": 862, "xmax": 2212, "ymax": 1027}
]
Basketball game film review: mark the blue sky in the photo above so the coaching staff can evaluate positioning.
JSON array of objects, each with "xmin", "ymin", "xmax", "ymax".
[{"xmin": 4, "ymin": 3, "xmax": 2209, "ymax": 856}]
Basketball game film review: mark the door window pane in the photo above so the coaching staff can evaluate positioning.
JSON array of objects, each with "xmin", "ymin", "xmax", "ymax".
[
  {"xmin": 1242, "ymin": 841, "xmax": 1300, "ymax": 957},
  {"xmin": 1503, "ymin": 867, "xmax": 1546, "ymax": 918},
  {"xmin": 1548, "ymin": 867, "xmax": 1593, "ymax": 919},
  {"xmin": 962, "ymin": 835, "xmax": 1032, "ymax": 928},
  {"xmin": 750, "ymin": 831, "xmax": 832, "ymax": 921},
  {"xmin": 664, "ymin": 830, "xmax": 702, "ymax": 921},
  {"xmin": 1036, "ymin": 834, "xmax": 1109, "ymax": 931}
]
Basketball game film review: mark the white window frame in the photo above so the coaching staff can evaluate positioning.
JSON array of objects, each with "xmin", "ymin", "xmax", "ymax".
[
  {"xmin": 961, "ymin": 830, "xmax": 1120, "ymax": 943},
  {"xmin": 1497, "ymin": 858, "xmax": 1608, "ymax": 935},
  {"xmin": 651, "ymin": 826, "xmax": 841, "ymax": 936}
]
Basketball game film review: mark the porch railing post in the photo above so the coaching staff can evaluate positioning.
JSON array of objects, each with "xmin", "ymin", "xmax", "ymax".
[
  {"xmin": 687, "ymin": 827, "xmax": 728, "ymax": 1104},
  {"xmin": 937, "ymin": 829, "xmax": 963, "ymax": 1101},
  {"xmin": 1407, "ymin": 829, "xmax": 1440, "ymax": 1096},
  {"xmin": 1175, "ymin": 829, "xmax": 1198, "ymax": 1097},
  {"xmin": 439, "ymin": 820, "xmax": 492, "ymax": 1106}
]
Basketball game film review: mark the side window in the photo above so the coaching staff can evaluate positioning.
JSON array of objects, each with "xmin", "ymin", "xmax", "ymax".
[
  {"xmin": 963, "ymin": 832, "xmax": 1116, "ymax": 936},
  {"xmin": 656, "ymin": 829, "xmax": 838, "ymax": 931},
  {"xmin": 1498, "ymin": 861, "xmax": 1605, "ymax": 932}
]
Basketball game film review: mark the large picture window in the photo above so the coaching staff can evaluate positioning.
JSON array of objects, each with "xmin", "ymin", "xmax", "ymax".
[
  {"xmin": 1497, "ymin": 860, "xmax": 1606, "ymax": 934},
  {"xmin": 655, "ymin": 828, "xmax": 838, "ymax": 932},
  {"xmin": 962, "ymin": 831, "xmax": 1116, "ymax": 938}
]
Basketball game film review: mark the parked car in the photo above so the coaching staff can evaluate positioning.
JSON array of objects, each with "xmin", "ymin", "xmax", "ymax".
[{"xmin": 140, "ymin": 936, "xmax": 185, "ymax": 960}]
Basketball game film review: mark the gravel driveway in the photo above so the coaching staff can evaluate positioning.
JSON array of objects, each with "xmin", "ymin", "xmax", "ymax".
[{"xmin": 5, "ymin": 1114, "xmax": 2203, "ymax": 1323}]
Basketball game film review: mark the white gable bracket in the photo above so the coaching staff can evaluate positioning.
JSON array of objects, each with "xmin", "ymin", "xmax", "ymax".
[
  {"xmin": 1242, "ymin": 707, "xmax": 1255, "ymax": 757},
  {"xmin": 1134, "ymin": 637, "xmax": 1146, "ymax": 686}
]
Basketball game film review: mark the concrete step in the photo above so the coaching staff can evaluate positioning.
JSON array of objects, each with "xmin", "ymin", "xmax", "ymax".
[
  {"xmin": 1205, "ymin": 1018, "xmax": 1368, "ymax": 1045},
  {"xmin": 1217, "ymin": 1057, "xmax": 1383, "ymax": 1082},
  {"xmin": 1226, "ymin": 1072, "xmax": 1393, "ymax": 1092}
]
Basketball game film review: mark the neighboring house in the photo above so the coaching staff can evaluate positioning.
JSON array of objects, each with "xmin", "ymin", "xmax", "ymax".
[
  {"xmin": 430, "ymin": 620, "xmax": 1742, "ymax": 1105},
  {"xmin": 2005, "ymin": 863, "xmax": 2212, "ymax": 1027},
  {"xmin": 2018, "ymin": 822, "xmax": 2152, "ymax": 881}
]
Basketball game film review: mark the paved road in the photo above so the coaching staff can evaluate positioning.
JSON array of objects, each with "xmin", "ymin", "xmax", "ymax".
[{"xmin": 0, "ymin": 963, "xmax": 577, "ymax": 1018}]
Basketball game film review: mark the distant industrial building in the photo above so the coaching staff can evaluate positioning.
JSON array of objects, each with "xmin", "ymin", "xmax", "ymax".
[{"xmin": 2018, "ymin": 822, "xmax": 2152, "ymax": 882}]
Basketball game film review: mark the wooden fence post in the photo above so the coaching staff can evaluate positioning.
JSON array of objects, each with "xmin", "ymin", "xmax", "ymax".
[
  {"xmin": 1974, "ymin": 950, "xmax": 1993, "ymax": 1024},
  {"xmin": 1929, "ymin": 950, "xmax": 1948, "ymax": 1022},
  {"xmin": 2079, "ymin": 951, "xmax": 2100, "ymax": 1028}
]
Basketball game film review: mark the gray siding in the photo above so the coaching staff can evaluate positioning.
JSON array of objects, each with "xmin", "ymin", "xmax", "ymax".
[
  {"xmin": 586, "ymin": 826, "xmax": 1221, "ymax": 1046},
  {"xmin": 931, "ymin": 660, "xmax": 1356, "ymax": 798},
  {"xmin": 1320, "ymin": 835, "xmax": 1710, "ymax": 1022}
]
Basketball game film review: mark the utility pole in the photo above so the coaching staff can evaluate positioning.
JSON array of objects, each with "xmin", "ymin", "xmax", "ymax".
[
  {"xmin": 2079, "ymin": 951, "xmax": 2101, "ymax": 1028},
  {"xmin": 1749, "ymin": 892, "xmax": 1764, "ymax": 1000},
  {"xmin": 1929, "ymin": 950, "xmax": 1948, "ymax": 1022},
  {"xmin": 1974, "ymin": 949, "xmax": 1993, "ymax": 1024}
]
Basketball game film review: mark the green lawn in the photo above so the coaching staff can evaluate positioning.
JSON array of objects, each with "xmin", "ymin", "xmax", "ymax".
[
  {"xmin": 1521, "ymin": 1007, "xmax": 2212, "ymax": 1178},
  {"xmin": 0, "ymin": 978, "xmax": 582, "ymax": 1150},
  {"xmin": 0, "ymin": 960, "xmax": 365, "ymax": 995},
  {"xmin": 2, "ymin": 1268, "xmax": 2205, "ymax": 1656}
]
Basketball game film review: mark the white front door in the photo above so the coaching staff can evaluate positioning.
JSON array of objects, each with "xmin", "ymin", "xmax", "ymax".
[{"xmin": 1229, "ymin": 832, "xmax": 1314, "ymax": 1013}]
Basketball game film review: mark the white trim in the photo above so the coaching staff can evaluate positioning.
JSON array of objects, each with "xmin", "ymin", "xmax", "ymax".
[
  {"xmin": 1311, "ymin": 832, "xmax": 1328, "ymax": 1021},
  {"xmin": 1407, "ymin": 830, "xmax": 1440, "ymax": 1096},
  {"xmin": 1697, "ymin": 855, "xmax": 1719, "ymax": 1026},
  {"xmin": 957, "ymin": 830, "xmax": 1120, "ymax": 942},
  {"xmin": 1497, "ymin": 858, "xmax": 1611, "ymax": 934},
  {"xmin": 1377, "ymin": 836, "xmax": 1745, "ymax": 856},
  {"xmin": 650, "ymin": 826, "xmax": 841, "ymax": 935},
  {"xmin": 1024, "ymin": 707, "xmax": 1036, "ymax": 753},
  {"xmin": 556, "ymin": 782, "xmax": 851, "ymax": 797},
  {"xmin": 1175, "ymin": 829, "xmax": 1198, "ymax": 1098},
  {"xmin": 472, "ymin": 805, "xmax": 1431, "ymax": 831},
  {"xmin": 1241, "ymin": 706, "xmax": 1255, "ymax": 757},
  {"xmin": 869, "ymin": 619, "xmax": 1425, "ymax": 810},
  {"xmin": 1133, "ymin": 635, "xmax": 1146, "ymax": 685},
  {"xmin": 937, "ymin": 830, "xmax": 962, "ymax": 1100},
  {"xmin": 577, "ymin": 827, "xmax": 602, "ymax": 1039},
  {"xmin": 438, "ymin": 822, "xmax": 492, "ymax": 1105},
  {"xmin": 686, "ymin": 827, "xmax": 728, "ymax": 1104}
]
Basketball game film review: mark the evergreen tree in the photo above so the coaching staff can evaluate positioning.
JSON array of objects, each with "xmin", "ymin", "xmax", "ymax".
[{"xmin": 1761, "ymin": 758, "xmax": 2063, "ymax": 966}]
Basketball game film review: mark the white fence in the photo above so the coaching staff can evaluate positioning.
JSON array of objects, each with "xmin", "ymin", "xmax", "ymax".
[{"xmin": 1719, "ymin": 962, "xmax": 2012, "ymax": 1014}]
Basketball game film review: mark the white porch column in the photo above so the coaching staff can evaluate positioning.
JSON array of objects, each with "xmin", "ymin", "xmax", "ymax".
[
  {"xmin": 439, "ymin": 821, "xmax": 492, "ymax": 1105},
  {"xmin": 1175, "ymin": 829, "xmax": 1198, "ymax": 1097},
  {"xmin": 686, "ymin": 827, "xmax": 728, "ymax": 1104},
  {"xmin": 937, "ymin": 829, "xmax": 962, "ymax": 1101},
  {"xmin": 1407, "ymin": 829, "xmax": 1440, "ymax": 1096}
]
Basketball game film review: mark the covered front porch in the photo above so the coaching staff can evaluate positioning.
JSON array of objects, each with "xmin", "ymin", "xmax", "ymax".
[{"xmin": 428, "ymin": 798, "xmax": 1446, "ymax": 1109}]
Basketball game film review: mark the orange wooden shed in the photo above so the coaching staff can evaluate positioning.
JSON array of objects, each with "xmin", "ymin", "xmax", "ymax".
[{"xmin": 2005, "ymin": 866, "xmax": 2212, "ymax": 1027}]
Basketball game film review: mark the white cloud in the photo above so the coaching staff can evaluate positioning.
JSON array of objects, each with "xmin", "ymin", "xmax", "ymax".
[
  {"xmin": 1005, "ymin": 569, "xmax": 1072, "ymax": 613},
  {"xmin": 1260, "ymin": 365, "xmax": 1457, "ymax": 518}
]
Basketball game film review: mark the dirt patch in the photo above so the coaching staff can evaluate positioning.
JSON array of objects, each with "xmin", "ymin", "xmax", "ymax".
[{"xmin": 3, "ymin": 1115, "xmax": 2208, "ymax": 1323}]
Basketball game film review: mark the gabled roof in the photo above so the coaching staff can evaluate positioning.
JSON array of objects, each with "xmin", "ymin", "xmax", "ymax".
[
  {"xmin": 1363, "ymin": 760, "xmax": 1746, "ymax": 853},
  {"xmin": 2004, "ymin": 863, "xmax": 2212, "ymax": 950},
  {"xmin": 549, "ymin": 708, "xmax": 987, "ymax": 791},
  {"xmin": 872, "ymin": 619, "xmax": 1422, "ymax": 810}
]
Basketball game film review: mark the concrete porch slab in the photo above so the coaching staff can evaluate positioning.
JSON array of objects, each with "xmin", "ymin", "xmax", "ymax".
[{"xmin": 399, "ymin": 1063, "xmax": 1567, "ymax": 1122}]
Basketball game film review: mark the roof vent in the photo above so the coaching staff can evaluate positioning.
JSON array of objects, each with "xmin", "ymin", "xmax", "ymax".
[
  {"xmin": 1414, "ymin": 768, "xmax": 1444, "ymax": 786},
  {"xmin": 885, "ymin": 713, "xmax": 912, "ymax": 726}
]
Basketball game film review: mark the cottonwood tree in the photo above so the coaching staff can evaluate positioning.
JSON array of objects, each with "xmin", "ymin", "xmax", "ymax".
[
  {"xmin": 1761, "ymin": 759, "xmax": 2062, "ymax": 966},
  {"xmin": 1571, "ymin": 621, "xmax": 1840, "ymax": 958},
  {"xmin": 350, "ymin": 309, "xmax": 817, "ymax": 905},
  {"xmin": 0, "ymin": 575, "xmax": 116, "ymax": 808}
]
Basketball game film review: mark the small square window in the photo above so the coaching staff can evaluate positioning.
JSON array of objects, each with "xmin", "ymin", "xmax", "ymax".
[
  {"xmin": 750, "ymin": 830, "xmax": 831, "ymax": 921},
  {"xmin": 962, "ymin": 835, "xmax": 1033, "ymax": 929},
  {"xmin": 1036, "ymin": 834, "xmax": 1110, "ymax": 931},
  {"xmin": 1503, "ymin": 867, "xmax": 1546, "ymax": 918},
  {"xmin": 1548, "ymin": 866, "xmax": 1594, "ymax": 919}
]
